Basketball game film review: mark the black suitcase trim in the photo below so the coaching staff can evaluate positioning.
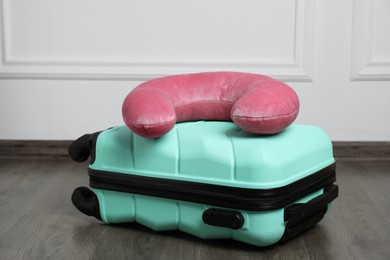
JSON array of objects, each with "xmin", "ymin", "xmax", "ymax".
[{"xmin": 87, "ymin": 163, "xmax": 337, "ymax": 211}]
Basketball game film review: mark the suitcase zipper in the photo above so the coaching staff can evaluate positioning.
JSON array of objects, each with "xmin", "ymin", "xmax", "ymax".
[{"xmin": 88, "ymin": 163, "xmax": 336, "ymax": 211}]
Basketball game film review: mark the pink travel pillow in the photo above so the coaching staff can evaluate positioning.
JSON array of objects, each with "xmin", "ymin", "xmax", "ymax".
[{"xmin": 122, "ymin": 72, "xmax": 299, "ymax": 138}]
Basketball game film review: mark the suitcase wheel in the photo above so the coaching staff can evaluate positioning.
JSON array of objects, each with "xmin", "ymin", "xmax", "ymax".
[{"xmin": 71, "ymin": 186, "xmax": 102, "ymax": 221}]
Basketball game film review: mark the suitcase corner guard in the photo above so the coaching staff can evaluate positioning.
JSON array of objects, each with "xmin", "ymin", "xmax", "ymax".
[
  {"xmin": 71, "ymin": 187, "xmax": 102, "ymax": 221},
  {"xmin": 68, "ymin": 131, "xmax": 101, "ymax": 163}
]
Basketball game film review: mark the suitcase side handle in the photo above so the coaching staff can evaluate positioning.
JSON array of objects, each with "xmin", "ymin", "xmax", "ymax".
[
  {"xmin": 202, "ymin": 208, "xmax": 245, "ymax": 230},
  {"xmin": 282, "ymin": 184, "xmax": 339, "ymax": 242}
]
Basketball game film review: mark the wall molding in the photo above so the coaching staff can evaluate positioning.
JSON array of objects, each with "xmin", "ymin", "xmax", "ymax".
[
  {"xmin": 0, "ymin": 0, "xmax": 315, "ymax": 82},
  {"xmin": 332, "ymin": 142, "xmax": 390, "ymax": 160},
  {"xmin": 0, "ymin": 140, "xmax": 72, "ymax": 159},
  {"xmin": 351, "ymin": 0, "xmax": 390, "ymax": 81}
]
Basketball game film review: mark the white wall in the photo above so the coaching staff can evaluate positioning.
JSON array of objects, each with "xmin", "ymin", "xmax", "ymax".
[{"xmin": 0, "ymin": 0, "xmax": 389, "ymax": 141}]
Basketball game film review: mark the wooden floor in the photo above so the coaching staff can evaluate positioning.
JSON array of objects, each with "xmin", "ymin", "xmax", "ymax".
[{"xmin": 0, "ymin": 158, "xmax": 390, "ymax": 260}]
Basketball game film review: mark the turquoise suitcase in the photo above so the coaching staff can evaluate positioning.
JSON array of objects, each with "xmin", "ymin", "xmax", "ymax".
[{"xmin": 69, "ymin": 121, "xmax": 338, "ymax": 247}]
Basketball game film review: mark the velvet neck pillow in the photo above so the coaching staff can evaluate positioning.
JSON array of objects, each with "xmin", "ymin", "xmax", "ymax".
[{"xmin": 122, "ymin": 72, "xmax": 299, "ymax": 138}]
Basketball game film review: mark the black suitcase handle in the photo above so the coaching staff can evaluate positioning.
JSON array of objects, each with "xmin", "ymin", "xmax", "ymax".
[
  {"xmin": 202, "ymin": 208, "xmax": 244, "ymax": 229},
  {"xmin": 282, "ymin": 184, "xmax": 339, "ymax": 242}
]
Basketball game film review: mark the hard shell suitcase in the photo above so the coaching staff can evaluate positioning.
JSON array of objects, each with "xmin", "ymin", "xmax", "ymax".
[{"xmin": 69, "ymin": 121, "xmax": 338, "ymax": 247}]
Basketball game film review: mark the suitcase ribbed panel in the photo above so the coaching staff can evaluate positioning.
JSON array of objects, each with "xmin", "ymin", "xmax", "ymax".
[
  {"xmin": 93, "ymin": 187, "xmax": 324, "ymax": 246},
  {"xmin": 90, "ymin": 122, "xmax": 335, "ymax": 189}
]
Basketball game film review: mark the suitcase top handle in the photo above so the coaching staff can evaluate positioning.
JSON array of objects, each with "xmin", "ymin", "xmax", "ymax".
[{"xmin": 122, "ymin": 72, "xmax": 299, "ymax": 138}]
